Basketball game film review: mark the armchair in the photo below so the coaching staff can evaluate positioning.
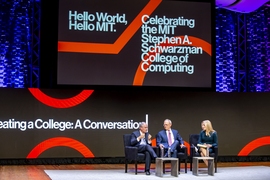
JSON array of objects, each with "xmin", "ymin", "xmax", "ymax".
[
  {"xmin": 123, "ymin": 134, "xmax": 157, "ymax": 174},
  {"xmin": 189, "ymin": 134, "xmax": 218, "ymax": 173},
  {"xmin": 177, "ymin": 146, "xmax": 188, "ymax": 173},
  {"xmin": 155, "ymin": 138, "xmax": 188, "ymax": 173}
]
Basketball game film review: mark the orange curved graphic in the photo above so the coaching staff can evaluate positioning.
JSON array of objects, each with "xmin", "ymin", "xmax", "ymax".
[
  {"xmin": 152, "ymin": 138, "xmax": 157, "ymax": 147},
  {"xmin": 133, "ymin": 36, "xmax": 212, "ymax": 85},
  {"xmin": 238, "ymin": 136, "xmax": 270, "ymax": 156},
  {"xmin": 28, "ymin": 88, "xmax": 94, "ymax": 108},
  {"xmin": 27, "ymin": 137, "xmax": 94, "ymax": 158},
  {"xmin": 184, "ymin": 141, "xmax": 190, "ymax": 155},
  {"xmin": 58, "ymin": 0, "xmax": 162, "ymax": 54}
]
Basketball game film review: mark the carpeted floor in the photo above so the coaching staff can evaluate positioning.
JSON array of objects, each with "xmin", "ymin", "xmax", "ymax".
[{"xmin": 44, "ymin": 166, "xmax": 270, "ymax": 180}]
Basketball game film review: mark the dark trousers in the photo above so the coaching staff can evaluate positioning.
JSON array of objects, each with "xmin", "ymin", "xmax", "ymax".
[
  {"xmin": 164, "ymin": 140, "xmax": 179, "ymax": 158},
  {"xmin": 137, "ymin": 144, "xmax": 157, "ymax": 171}
]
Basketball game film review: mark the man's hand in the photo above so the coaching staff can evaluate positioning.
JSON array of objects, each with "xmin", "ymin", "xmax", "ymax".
[
  {"xmin": 180, "ymin": 144, "xmax": 185, "ymax": 148},
  {"xmin": 159, "ymin": 144, "xmax": 164, "ymax": 149},
  {"xmin": 138, "ymin": 133, "xmax": 145, "ymax": 140},
  {"xmin": 148, "ymin": 134, "xmax": 152, "ymax": 140}
]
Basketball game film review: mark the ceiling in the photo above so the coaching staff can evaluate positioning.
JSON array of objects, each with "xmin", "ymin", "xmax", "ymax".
[{"xmin": 215, "ymin": 0, "xmax": 270, "ymax": 13}]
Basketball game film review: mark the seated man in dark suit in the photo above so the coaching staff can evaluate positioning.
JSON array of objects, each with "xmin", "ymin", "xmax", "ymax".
[
  {"xmin": 156, "ymin": 119, "xmax": 185, "ymax": 158},
  {"xmin": 130, "ymin": 122, "xmax": 157, "ymax": 175}
]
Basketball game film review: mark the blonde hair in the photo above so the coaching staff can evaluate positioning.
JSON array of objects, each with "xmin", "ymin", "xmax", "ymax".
[{"xmin": 202, "ymin": 120, "xmax": 215, "ymax": 136}]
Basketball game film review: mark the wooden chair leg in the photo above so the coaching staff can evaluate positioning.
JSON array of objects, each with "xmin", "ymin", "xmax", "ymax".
[
  {"xmin": 125, "ymin": 159, "xmax": 128, "ymax": 173},
  {"xmin": 190, "ymin": 161, "xmax": 193, "ymax": 171},
  {"xmin": 185, "ymin": 159, "xmax": 187, "ymax": 173},
  {"xmin": 135, "ymin": 161, "xmax": 138, "ymax": 175}
]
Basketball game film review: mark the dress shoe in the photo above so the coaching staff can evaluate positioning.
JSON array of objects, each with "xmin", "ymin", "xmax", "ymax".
[{"xmin": 146, "ymin": 171, "xmax": 150, "ymax": 175}]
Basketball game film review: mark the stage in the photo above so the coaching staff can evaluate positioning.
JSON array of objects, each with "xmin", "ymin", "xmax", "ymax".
[{"xmin": 0, "ymin": 162, "xmax": 269, "ymax": 180}]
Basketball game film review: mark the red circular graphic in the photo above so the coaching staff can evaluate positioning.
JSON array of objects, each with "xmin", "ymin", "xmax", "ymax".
[
  {"xmin": 238, "ymin": 136, "xmax": 270, "ymax": 156},
  {"xmin": 27, "ymin": 137, "xmax": 94, "ymax": 158},
  {"xmin": 28, "ymin": 88, "xmax": 94, "ymax": 108}
]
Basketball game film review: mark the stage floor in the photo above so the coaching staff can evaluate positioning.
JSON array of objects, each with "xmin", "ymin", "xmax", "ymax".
[{"xmin": 0, "ymin": 162, "xmax": 269, "ymax": 180}]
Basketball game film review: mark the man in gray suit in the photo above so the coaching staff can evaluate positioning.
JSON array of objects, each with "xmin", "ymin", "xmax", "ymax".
[{"xmin": 130, "ymin": 122, "xmax": 157, "ymax": 175}]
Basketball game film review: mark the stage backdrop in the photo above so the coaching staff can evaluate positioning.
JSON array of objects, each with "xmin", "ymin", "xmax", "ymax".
[{"xmin": 0, "ymin": 87, "xmax": 269, "ymax": 159}]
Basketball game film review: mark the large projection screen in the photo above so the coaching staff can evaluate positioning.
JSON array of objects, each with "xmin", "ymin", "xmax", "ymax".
[{"xmin": 57, "ymin": 0, "xmax": 214, "ymax": 88}]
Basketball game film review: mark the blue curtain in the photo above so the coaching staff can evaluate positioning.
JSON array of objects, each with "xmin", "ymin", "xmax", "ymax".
[
  {"xmin": 215, "ymin": 5, "xmax": 270, "ymax": 92},
  {"xmin": 0, "ymin": 0, "xmax": 31, "ymax": 88},
  {"xmin": 246, "ymin": 5, "xmax": 270, "ymax": 92}
]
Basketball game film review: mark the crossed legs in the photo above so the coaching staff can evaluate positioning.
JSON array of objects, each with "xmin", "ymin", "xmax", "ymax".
[
  {"xmin": 200, "ymin": 148, "xmax": 208, "ymax": 166},
  {"xmin": 138, "ymin": 145, "xmax": 157, "ymax": 173}
]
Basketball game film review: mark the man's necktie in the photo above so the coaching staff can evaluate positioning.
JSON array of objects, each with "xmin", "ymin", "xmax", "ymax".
[{"xmin": 168, "ymin": 131, "xmax": 172, "ymax": 146}]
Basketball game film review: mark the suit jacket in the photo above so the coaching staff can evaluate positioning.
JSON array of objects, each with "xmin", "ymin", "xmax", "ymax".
[
  {"xmin": 156, "ymin": 129, "xmax": 184, "ymax": 147},
  {"xmin": 130, "ymin": 130, "xmax": 151, "ymax": 147}
]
